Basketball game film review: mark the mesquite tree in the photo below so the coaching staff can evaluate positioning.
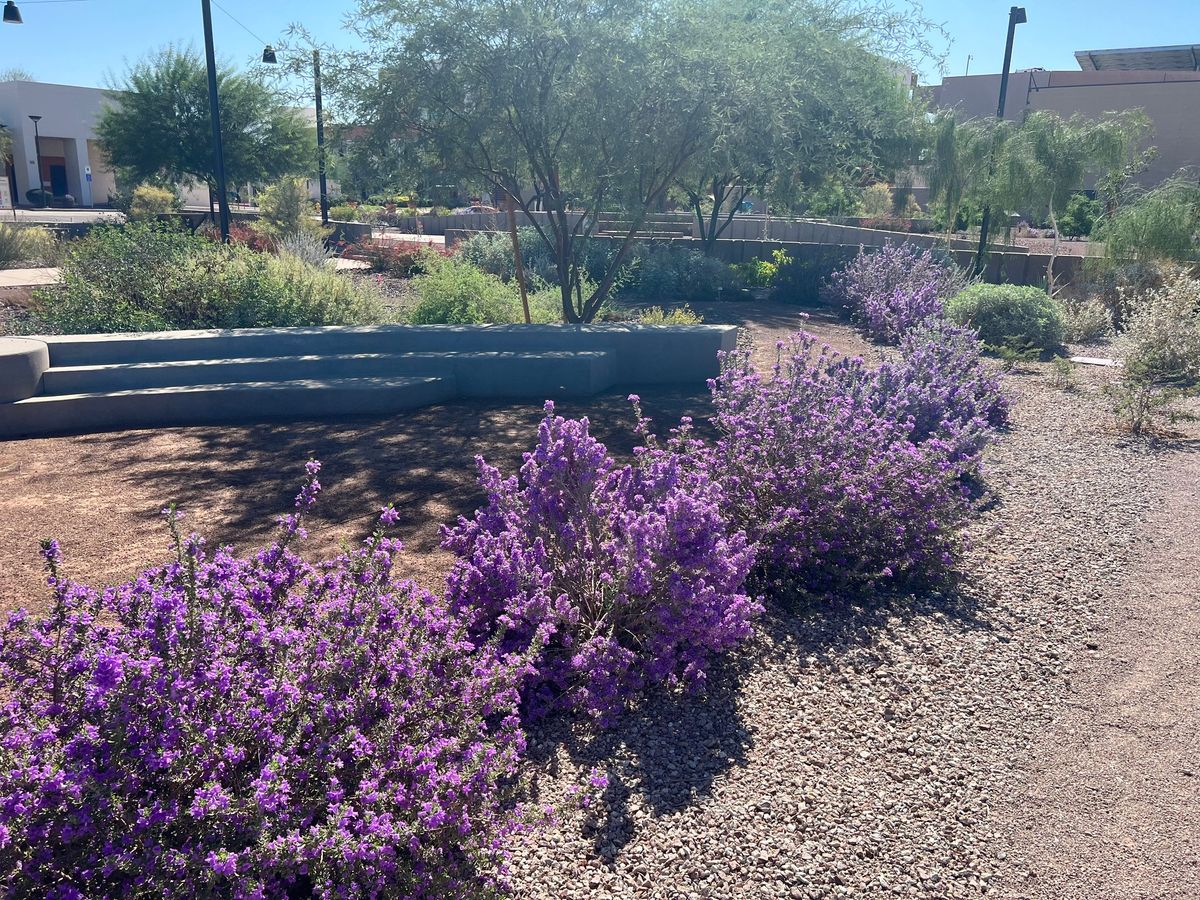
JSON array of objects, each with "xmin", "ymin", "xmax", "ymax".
[
  {"xmin": 343, "ymin": 0, "xmax": 714, "ymax": 322},
  {"xmin": 674, "ymin": 0, "xmax": 935, "ymax": 254}
]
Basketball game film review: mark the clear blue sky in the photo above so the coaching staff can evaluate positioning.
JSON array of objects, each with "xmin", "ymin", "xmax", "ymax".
[
  {"xmin": 920, "ymin": 0, "xmax": 1200, "ymax": 81},
  {"xmin": 1, "ymin": 0, "xmax": 1199, "ymax": 89}
]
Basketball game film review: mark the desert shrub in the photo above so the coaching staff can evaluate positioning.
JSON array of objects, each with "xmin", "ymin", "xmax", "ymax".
[
  {"xmin": 770, "ymin": 247, "xmax": 859, "ymax": 305},
  {"xmin": 946, "ymin": 283, "xmax": 1066, "ymax": 354},
  {"xmin": 1111, "ymin": 273, "xmax": 1200, "ymax": 432},
  {"xmin": 456, "ymin": 227, "xmax": 559, "ymax": 285},
  {"xmin": 1061, "ymin": 296, "xmax": 1114, "ymax": 342},
  {"xmin": 869, "ymin": 318, "xmax": 1010, "ymax": 469},
  {"xmin": 348, "ymin": 238, "xmax": 450, "ymax": 277},
  {"xmin": 32, "ymin": 222, "xmax": 381, "ymax": 333},
  {"xmin": 709, "ymin": 332, "xmax": 978, "ymax": 591},
  {"xmin": 625, "ymin": 244, "xmax": 738, "ymax": 303},
  {"xmin": 0, "ymin": 465, "xmax": 532, "ymax": 898},
  {"xmin": 635, "ymin": 305, "xmax": 703, "ymax": 324},
  {"xmin": 0, "ymin": 222, "xmax": 60, "ymax": 267},
  {"xmin": 276, "ymin": 230, "xmax": 335, "ymax": 267},
  {"xmin": 127, "ymin": 183, "xmax": 179, "ymax": 220},
  {"xmin": 1079, "ymin": 259, "xmax": 1167, "ymax": 331},
  {"xmin": 731, "ymin": 249, "xmax": 790, "ymax": 289},
  {"xmin": 408, "ymin": 254, "xmax": 530, "ymax": 324},
  {"xmin": 442, "ymin": 404, "xmax": 759, "ymax": 723},
  {"xmin": 823, "ymin": 242, "xmax": 969, "ymax": 342},
  {"xmin": 256, "ymin": 176, "xmax": 315, "ymax": 237}
]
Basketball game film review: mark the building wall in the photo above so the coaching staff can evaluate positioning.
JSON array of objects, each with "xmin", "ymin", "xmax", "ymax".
[
  {"xmin": 0, "ymin": 80, "xmax": 118, "ymax": 206},
  {"xmin": 932, "ymin": 70, "xmax": 1200, "ymax": 188}
]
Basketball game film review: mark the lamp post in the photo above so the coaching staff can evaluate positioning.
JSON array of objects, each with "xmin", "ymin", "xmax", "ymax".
[
  {"xmin": 201, "ymin": 0, "xmax": 232, "ymax": 242},
  {"xmin": 974, "ymin": 5, "xmax": 1026, "ymax": 277},
  {"xmin": 2, "ymin": 1, "xmax": 21, "ymax": 24},
  {"xmin": 28, "ymin": 114, "xmax": 45, "ymax": 208},
  {"xmin": 262, "ymin": 44, "xmax": 329, "ymax": 225}
]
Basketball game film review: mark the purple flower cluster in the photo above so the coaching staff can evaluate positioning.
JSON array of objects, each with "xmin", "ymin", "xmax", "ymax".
[
  {"xmin": 871, "ymin": 319, "xmax": 1010, "ymax": 469},
  {"xmin": 824, "ymin": 242, "xmax": 968, "ymax": 344},
  {"xmin": 0, "ymin": 464, "xmax": 532, "ymax": 899},
  {"xmin": 442, "ymin": 402, "xmax": 760, "ymax": 725},
  {"xmin": 708, "ymin": 332, "xmax": 988, "ymax": 589}
]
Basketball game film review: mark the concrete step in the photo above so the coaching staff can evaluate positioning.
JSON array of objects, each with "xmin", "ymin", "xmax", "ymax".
[
  {"xmin": 0, "ymin": 376, "xmax": 454, "ymax": 439},
  {"xmin": 40, "ymin": 350, "xmax": 614, "ymax": 398}
]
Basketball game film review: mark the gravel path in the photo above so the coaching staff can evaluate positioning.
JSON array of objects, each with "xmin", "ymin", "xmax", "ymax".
[
  {"xmin": 505, "ymin": 357, "xmax": 1194, "ymax": 898},
  {"xmin": 994, "ymin": 448, "xmax": 1200, "ymax": 898}
]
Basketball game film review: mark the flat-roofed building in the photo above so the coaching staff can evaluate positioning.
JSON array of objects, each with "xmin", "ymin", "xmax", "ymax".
[{"xmin": 930, "ymin": 44, "xmax": 1200, "ymax": 189}]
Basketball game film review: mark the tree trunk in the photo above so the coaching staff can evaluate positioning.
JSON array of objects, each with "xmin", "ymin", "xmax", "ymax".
[
  {"xmin": 1046, "ymin": 199, "xmax": 1060, "ymax": 293},
  {"xmin": 505, "ymin": 190, "xmax": 531, "ymax": 324}
]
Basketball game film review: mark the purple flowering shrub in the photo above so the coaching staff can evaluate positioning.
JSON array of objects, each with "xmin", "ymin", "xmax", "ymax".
[
  {"xmin": 708, "ymin": 333, "xmax": 973, "ymax": 590},
  {"xmin": 442, "ymin": 403, "xmax": 759, "ymax": 725},
  {"xmin": 870, "ymin": 319, "xmax": 1010, "ymax": 469},
  {"xmin": 824, "ymin": 242, "xmax": 969, "ymax": 343},
  {"xmin": 0, "ymin": 463, "xmax": 533, "ymax": 899}
]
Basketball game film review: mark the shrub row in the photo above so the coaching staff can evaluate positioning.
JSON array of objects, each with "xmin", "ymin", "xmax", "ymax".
[
  {"xmin": 2, "ymin": 262, "xmax": 1010, "ymax": 896},
  {"xmin": 30, "ymin": 223, "xmax": 382, "ymax": 333}
]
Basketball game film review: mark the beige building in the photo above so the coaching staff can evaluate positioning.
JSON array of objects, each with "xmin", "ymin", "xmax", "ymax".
[
  {"xmin": 931, "ymin": 44, "xmax": 1200, "ymax": 190},
  {"xmin": 1, "ymin": 79, "xmax": 335, "ymax": 210},
  {"xmin": 0, "ymin": 80, "xmax": 117, "ymax": 208}
]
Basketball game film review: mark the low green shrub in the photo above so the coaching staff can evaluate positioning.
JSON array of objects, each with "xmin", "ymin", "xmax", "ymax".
[
  {"xmin": 731, "ymin": 249, "xmax": 791, "ymax": 289},
  {"xmin": 31, "ymin": 223, "xmax": 381, "ymax": 333},
  {"xmin": 127, "ymin": 184, "xmax": 180, "ymax": 221},
  {"xmin": 946, "ymin": 283, "xmax": 1066, "ymax": 354},
  {"xmin": 328, "ymin": 203, "xmax": 384, "ymax": 224},
  {"xmin": 407, "ymin": 254, "xmax": 555, "ymax": 324},
  {"xmin": 0, "ymin": 223, "xmax": 61, "ymax": 267}
]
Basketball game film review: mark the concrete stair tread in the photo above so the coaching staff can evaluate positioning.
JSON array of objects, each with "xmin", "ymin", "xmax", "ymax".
[
  {"xmin": 46, "ymin": 349, "xmax": 611, "ymax": 375},
  {"xmin": 13, "ymin": 374, "xmax": 450, "ymax": 404}
]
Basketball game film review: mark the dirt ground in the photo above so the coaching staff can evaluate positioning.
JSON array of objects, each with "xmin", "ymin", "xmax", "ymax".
[{"xmin": 0, "ymin": 300, "xmax": 870, "ymax": 612}]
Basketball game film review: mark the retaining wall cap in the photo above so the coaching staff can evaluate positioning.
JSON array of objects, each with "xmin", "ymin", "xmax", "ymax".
[{"xmin": 0, "ymin": 337, "xmax": 50, "ymax": 403}]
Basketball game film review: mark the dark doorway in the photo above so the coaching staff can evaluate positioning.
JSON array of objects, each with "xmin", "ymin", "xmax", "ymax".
[{"xmin": 49, "ymin": 164, "xmax": 68, "ymax": 197}]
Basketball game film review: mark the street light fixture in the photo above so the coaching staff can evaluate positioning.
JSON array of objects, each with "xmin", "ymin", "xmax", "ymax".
[
  {"xmin": 29, "ymin": 114, "xmax": 46, "ymax": 208},
  {"xmin": 262, "ymin": 44, "xmax": 330, "ymax": 225},
  {"xmin": 2, "ymin": 1, "xmax": 21, "ymax": 24},
  {"xmin": 974, "ymin": 6, "xmax": 1027, "ymax": 276}
]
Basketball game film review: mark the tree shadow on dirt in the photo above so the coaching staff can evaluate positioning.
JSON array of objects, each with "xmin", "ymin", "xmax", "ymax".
[{"xmin": 68, "ymin": 388, "xmax": 711, "ymax": 558}]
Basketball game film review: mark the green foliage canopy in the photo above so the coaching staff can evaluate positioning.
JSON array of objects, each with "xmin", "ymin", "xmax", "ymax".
[{"xmin": 97, "ymin": 47, "xmax": 314, "ymax": 192}]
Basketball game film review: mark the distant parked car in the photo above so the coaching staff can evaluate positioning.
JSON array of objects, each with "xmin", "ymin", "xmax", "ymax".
[{"xmin": 450, "ymin": 205, "xmax": 501, "ymax": 215}]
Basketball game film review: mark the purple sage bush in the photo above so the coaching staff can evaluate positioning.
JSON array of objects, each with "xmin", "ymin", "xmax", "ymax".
[
  {"xmin": 870, "ymin": 319, "xmax": 1010, "ymax": 469},
  {"xmin": 442, "ymin": 403, "xmax": 760, "ymax": 725},
  {"xmin": 0, "ymin": 463, "xmax": 534, "ymax": 899},
  {"xmin": 823, "ymin": 242, "xmax": 969, "ymax": 343},
  {"xmin": 708, "ymin": 333, "xmax": 975, "ymax": 590}
]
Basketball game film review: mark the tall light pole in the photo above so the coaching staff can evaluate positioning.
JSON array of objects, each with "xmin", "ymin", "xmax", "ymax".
[
  {"xmin": 28, "ymin": 115, "xmax": 45, "ymax": 208},
  {"xmin": 262, "ymin": 44, "xmax": 329, "ymax": 226},
  {"xmin": 974, "ymin": 6, "xmax": 1026, "ymax": 277},
  {"xmin": 201, "ymin": 0, "xmax": 232, "ymax": 241}
]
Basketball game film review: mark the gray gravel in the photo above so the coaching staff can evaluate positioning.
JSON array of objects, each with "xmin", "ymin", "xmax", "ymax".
[{"xmin": 506, "ymin": 358, "xmax": 1176, "ymax": 898}]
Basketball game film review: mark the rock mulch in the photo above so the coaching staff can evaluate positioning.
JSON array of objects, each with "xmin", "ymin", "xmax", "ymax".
[{"xmin": 505, "ymin": 359, "xmax": 1181, "ymax": 899}]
